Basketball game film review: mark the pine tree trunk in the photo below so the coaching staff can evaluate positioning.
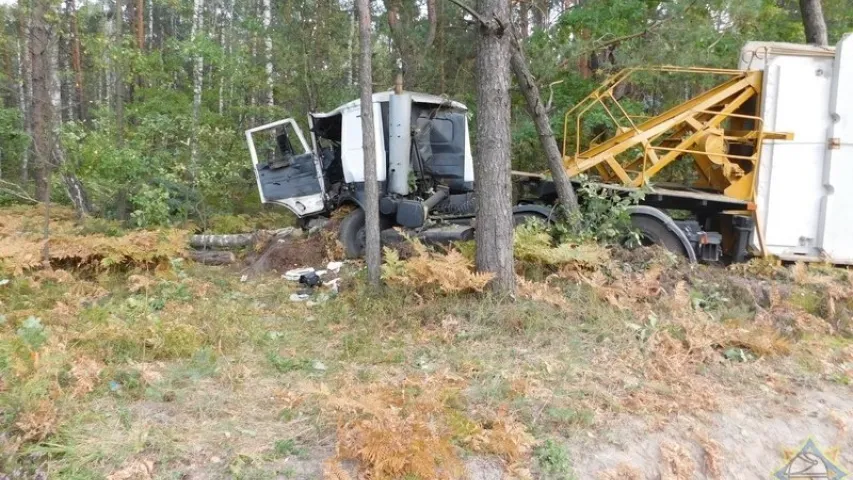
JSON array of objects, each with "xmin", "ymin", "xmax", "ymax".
[
  {"xmin": 799, "ymin": 0, "xmax": 828, "ymax": 46},
  {"xmin": 475, "ymin": 0, "xmax": 515, "ymax": 294},
  {"xmin": 30, "ymin": 0, "xmax": 52, "ymax": 202},
  {"xmin": 357, "ymin": 0, "xmax": 381, "ymax": 287},
  {"xmin": 67, "ymin": 0, "xmax": 87, "ymax": 122},
  {"xmin": 509, "ymin": 28, "xmax": 578, "ymax": 213},
  {"xmin": 426, "ymin": 0, "xmax": 437, "ymax": 48}
]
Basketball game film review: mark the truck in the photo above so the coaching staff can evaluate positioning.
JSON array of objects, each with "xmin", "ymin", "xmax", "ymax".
[{"xmin": 246, "ymin": 33, "xmax": 852, "ymax": 263}]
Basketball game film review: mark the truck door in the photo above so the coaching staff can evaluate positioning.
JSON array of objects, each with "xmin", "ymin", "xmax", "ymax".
[{"xmin": 246, "ymin": 118, "xmax": 326, "ymax": 217}]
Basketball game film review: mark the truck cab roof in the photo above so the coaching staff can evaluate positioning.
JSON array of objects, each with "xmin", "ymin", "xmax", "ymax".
[{"xmin": 310, "ymin": 91, "xmax": 468, "ymax": 119}]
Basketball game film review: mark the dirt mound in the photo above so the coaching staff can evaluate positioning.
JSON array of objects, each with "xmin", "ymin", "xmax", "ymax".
[{"xmin": 243, "ymin": 219, "xmax": 344, "ymax": 276}]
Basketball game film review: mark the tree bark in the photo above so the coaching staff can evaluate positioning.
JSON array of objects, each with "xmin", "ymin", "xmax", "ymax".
[
  {"xmin": 475, "ymin": 0, "xmax": 515, "ymax": 294},
  {"xmin": 798, "ymin": 0, "xmax": 828, "ymax": 46},
  {"xmin": 30, "ymin": 0, "xmax": 52, "ymax": 202},
  {"xmin": 357, "ymin": 0, "xmax": 381, "ymax": 287},
  {"xmin": 426, "ymin": 0, "xmax": 437, "ymax": 48},
  {"xmin": 509, "ymin": 28, "xmax": 578, "ymax": 213},
  {"xmin": 67, "ymin": 0, "xmax": 87, "ymax": 122},
  {"xmin": 190, "ymin": 0, "xmax": 204, "ymax": 168},
  {"xmin": 262, "ymin": 0, "xmax": 274, "ymax": 107},
  {"xmin": 517, "ymin": 0, "xmax": 529, "ymax": 38},
  {"xmin": 114, "ymin": 0, "xmax": 125, "ymax": 146},
  {"xmin": 17, "ymin": 8, "xmax": 32, "ymax": 183},
  {"xmin": 136, "ymin": 0, "xmax": 144, "ymax": 49},
  {"xmin": 188, "ymin": 250, "xmax": 237, "ymax": 265}
]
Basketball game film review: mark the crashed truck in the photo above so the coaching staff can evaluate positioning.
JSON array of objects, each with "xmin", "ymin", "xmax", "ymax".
[{"xmin": 247, "ymin": 34, "xmax": 853, "ymax": 263}]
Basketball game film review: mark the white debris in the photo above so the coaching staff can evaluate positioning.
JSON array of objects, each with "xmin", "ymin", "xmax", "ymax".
[
  {"xmin": 315, "ymin": 269, "xmax": 328, "ymax": 277},
  {"xmin": 289, "ymin": 293, "xmax": 310, "ymax": 302},
  {"xmin": 324, "ymin": 278, "xmax": 342, "ymax": 293},
  {"xmin": 312, "ymin": 360, "xmax": 327, "ymax": 371},
  {"xmin": 326, "ymin": 261, "xmax": 344, "ymax": 273},
  {"xmin": 239, "ymin": 274, "xmax": 248, "ymax": 282},
  {"xmin": 283, "ymin": 267, "xmax": 315, "ymax": 281}
]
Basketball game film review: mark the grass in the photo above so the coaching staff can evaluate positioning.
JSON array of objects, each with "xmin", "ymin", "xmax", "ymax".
[{"xmin": 2, "ymin": 208, "xmax": 853, "ymax": 478}]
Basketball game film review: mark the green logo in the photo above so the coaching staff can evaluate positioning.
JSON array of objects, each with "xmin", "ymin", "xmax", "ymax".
[{"xmin": 773, "ymin": 438, "xmax": 847, "ymax": 480}]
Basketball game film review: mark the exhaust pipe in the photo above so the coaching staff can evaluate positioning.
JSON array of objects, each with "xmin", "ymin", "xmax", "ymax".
[{"xmin": 388, "ymin": 92, "xmax": 412, "ymax": 196}]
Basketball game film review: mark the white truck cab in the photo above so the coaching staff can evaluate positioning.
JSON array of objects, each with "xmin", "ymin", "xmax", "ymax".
[{"xmin": 246, "ymin": 91, "xmax": 475, "ymax": 219}]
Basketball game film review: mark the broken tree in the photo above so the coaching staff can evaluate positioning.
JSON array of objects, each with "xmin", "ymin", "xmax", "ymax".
[{"xmin": 509, "ymin": 27, "xmax": 578, "ymax": 214}]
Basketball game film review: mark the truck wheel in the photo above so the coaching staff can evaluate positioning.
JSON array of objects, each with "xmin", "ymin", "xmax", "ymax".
[
  {"xmin": 338, "ymin": 208, "xmax": 392, "ymax": 259},
  {"xmin": 513, "ymin": 212, "xmax": 548, "ymax": 228},
  {"xmin": 630, "ymin": 214, "xmax": 691, "ymax": 258},
  {"xmin": 339, "ymin": 208, "xmax": 367, "ymax": 259}
]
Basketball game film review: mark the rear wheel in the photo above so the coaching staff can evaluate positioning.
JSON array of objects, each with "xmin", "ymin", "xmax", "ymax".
[
  {"xmin": 513, "ymin": 212, "xmax": 549, "ymax": 229},
  {"xmin": 630, "ymin": 214, "xmax": 690, "ymax": 258}
]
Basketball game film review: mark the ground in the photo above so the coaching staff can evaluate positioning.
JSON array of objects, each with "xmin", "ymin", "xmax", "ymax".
[{"xmin": 1, "ymin": 207, "xmax": 852, "ymax": 479}]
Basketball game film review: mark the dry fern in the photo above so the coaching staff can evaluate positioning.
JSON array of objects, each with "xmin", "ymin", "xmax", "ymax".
[{"xmin": 382, "ymin": 243, "xmax": 493, "ymax": 294}]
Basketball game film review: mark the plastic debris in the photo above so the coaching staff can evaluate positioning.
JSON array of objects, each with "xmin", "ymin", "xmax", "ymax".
[
  {"xmin": 326, "ymin": 261, "xmax": 344, "ymax": 273},
  {"xmin": 299, "ymin": 272, "xmax": 323, "ymax": 287},
  {"xmin": 283, "ymin": 267, "xmax": 315, "ymax": 281},
  {"xmin": 289, "ymin": 293, "xmax": 310, "ymax": 302},
  {"xmin": 324, "ymin": 278, "xmax": 342, "ymax": 293}
]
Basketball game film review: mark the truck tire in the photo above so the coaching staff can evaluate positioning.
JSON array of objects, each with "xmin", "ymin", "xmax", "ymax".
[
  {"xmin": 513, "ymin": 212, "xmax": 548, "ymax": 228},
  {"xmin": 339, "ymin": 208, "xmax": 367, "ymax": 259},
  {"xmin": 631, "ymin": 214, "xmax": 691, "ymax": 259},
  {"xmin": 338, "ymin": 208, "xmax": 393, "ymax": 259}
]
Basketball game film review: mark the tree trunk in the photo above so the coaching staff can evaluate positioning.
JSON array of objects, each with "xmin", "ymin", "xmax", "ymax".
[
  {"xmin": 67, "ymin": 0, "xmax": 87, "ymax": 122},
  {"xmin": 262, "ymin": 0, "xmax": 273, "ymax": 107},
  {"xmin": 190, "ymin": 0, "xmax": 204, "ymax": 168},
  {"xmin": 426, "ymin": 0, "xmax": 437, "ymax": 48},
  {"xmin": 114, "ymin": 0, "xmax": 125, "ymax": 146},
  {"xmin": 798, "ymin": 0, "xmax": 828, "ymax": 46},
  {"xmin": 136, "ymin": 0, "xmax": 144, "ymax": 49},
  {"xmin": 357, "ymin": 0, "xmax": 381, "ymax": 287},
  {"xmin": 518, "ymin": 0, "xmax": 529, "ymax": 38},
  {"xmin": 346, "ymin": 7, "xmax": 355, "ymax": 86},
  {"xmin": 30, "ymin": 0, "xmax": 52, "ymax": 202},
  {"xmin": 17, "ymin": 10, "xmax": 32, "ymax": 183},
  {"xmin": 188, "ymin": 250, "xmax": 236, "ymax": 265},
  {"xmin": 509, "ymin": 28, "xmax": 578, "ymax": 213},
  {"xmin": 475, "ymin": 0, "xmax": 515, "ymax": 294}
]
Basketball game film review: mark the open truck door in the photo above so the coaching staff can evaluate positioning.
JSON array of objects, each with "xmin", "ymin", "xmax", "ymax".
[{"xmin": 246, "ymin": 118, "xmax": 326, "ymax": 217}]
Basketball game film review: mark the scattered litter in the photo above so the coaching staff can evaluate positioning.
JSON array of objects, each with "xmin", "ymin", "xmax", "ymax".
[
  {"xmin": 312, "ymin": 360, "xmax": 327, "ymax": 371},
  {"xmin": 299, "ymin": 272, "xmax": 323, "ymax": 288},
  {"xmin": 327, "ymin": 261, "xmax": 344, "ymax": 273},
  {"xmin": 324, "ymin": 278, "xmax": 342, "ymax": 293},
  {"xmin": 283, "ymin": 267, "xmax": 315, "ymax": 281},
  {"xmin": 0, "ymin": 279, "xmax": 9, "ymax": 286},
  {"xmin": 315, "ymin": 269, "xmax": 328, "ymax": 277},
  {"xmin": 289, "ymin": 293, "xmax": 310, "ymax": 302},
  {"xmin": 240, "ymin": 274, "xmax": 248, "ymax": 282}
]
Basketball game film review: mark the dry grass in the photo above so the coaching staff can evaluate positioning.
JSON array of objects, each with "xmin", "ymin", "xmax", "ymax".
[{"xmin": 2, "ymin": 205, "xmax": 853, "ymax": 478}]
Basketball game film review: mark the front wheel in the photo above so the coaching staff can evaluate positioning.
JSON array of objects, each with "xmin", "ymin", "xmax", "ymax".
[
  {"xmin": 338, "ymin": 208, "xmax": 393, "ymax": 259},
  {"xmin": 339, "ymin": 208, "xmax": 367, "ymax": 259}
]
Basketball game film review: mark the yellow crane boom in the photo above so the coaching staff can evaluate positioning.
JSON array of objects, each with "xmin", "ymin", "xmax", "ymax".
[{"xmin": 561, "ymin": 66, "xmax": 792, "ymax": 201}]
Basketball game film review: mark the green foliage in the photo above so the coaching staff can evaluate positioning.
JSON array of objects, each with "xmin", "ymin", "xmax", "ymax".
[
  {"xmin": 16, "ymin": 317, "xmax": 47, "ymax": 351},
  {"xmin": 553, "ymin": 181, "xmax": 643, "ymax": 245},
  {"xmin": 535, "ymin": 439, "xmax": 574, "ymax": 479}
]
